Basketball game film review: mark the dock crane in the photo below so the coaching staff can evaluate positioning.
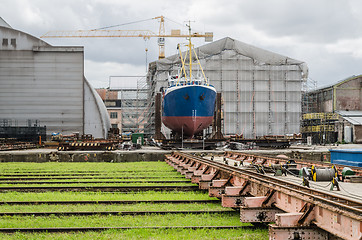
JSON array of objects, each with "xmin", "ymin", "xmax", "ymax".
[{"xmin": 41, "ymin": 16, "xmax": 213, "ymax": 59}]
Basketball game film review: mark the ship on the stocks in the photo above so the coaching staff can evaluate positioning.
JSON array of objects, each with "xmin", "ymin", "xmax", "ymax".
[{"xmin": 162, "ymin": 26, "xmax": 216, "ymax": 137}]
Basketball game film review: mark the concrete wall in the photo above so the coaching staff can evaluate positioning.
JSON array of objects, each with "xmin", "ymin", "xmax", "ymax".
[
  {"xmin": 335, "ymin": 76, "xmax": 362, "ymax": 111},
  {"xmin": 354, "ymin": 125, "xmax": 362, "ymax": 143},
  {"xmin": 0, "ymin": 151, "xmax": 168, "ymax": 162},
  {"xmin": 306, "ymin": 75, "xmax": 362, "ymax": 113}
]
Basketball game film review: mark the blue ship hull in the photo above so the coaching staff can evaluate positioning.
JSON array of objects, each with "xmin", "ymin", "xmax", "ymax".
[{"xmin": 162, "ymin": 84, "xmax": 216, "ymax": 136}]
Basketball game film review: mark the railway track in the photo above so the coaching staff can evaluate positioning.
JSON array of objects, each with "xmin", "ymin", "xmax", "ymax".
[
  {"xmin": 0, "ymin": 199, "xmax": 221, "ymax": 205},
  {"xmin": 0, "ymin": 210, "xmax": 236, "ymax": 216},
  {"xmin": 177, "ymin": 152, "xmax": 362, "ymax": 213},
  {"xmin": 0, "ymin": 159, "xmax": 267, "ymax": 238},
  {"xmin": 168, "ymin": 152, "xmax": 362, "ymax": 240},
  {"xmin": 0, "ymin": 185, "xmax": 200, "ymax": 192},
  {"xmin": 0, "ymin": 180, "xmax": 191, "ymax": 184},
  {"xmin": 0, "ymin": 176, "xmax": 185, "ymax": 181},
  {"xmin": 224, "ymin": 151, "xmax": 362, "ymax": 175},
  {"xmin": 0, "ymin": 225, "xmax": 259, "ymax": 233}
]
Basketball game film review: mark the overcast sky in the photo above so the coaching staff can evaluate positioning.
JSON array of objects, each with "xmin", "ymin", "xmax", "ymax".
[{"xmin": 2, "ymin": 0, "xmax": 362, "ymax": 88}]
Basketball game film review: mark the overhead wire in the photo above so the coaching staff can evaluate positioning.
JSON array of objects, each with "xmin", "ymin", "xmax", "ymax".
[{"xmin": 92, "ymin": 18, "xmax": 154, "ymax": 30}]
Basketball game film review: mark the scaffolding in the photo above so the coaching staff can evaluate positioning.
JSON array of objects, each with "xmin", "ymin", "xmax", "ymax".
[
  {"xmin": 146, "ymin": 37, "xmax": 308, "ymax": 138},
  {"xmin": 301, "ymin": 77, "xmax": 317, "ymax": 114}
]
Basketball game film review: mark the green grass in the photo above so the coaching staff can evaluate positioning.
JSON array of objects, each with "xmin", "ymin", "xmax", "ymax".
[
  {"xmin": 0, "ymin": 161, "xmax": 270, "ymax": 239},
  {"xmin": 0, "ymin": 182, "xmax": 195, "ymax": 187},
  {"xmin": 0, "ymin": 203, "xmax": 226, "ymax": 213},
  {"xmin": 0, "ymin": 174, "xmax": 185, "ymax": 180},
  {"xmin": 0, "ymin": 191, "xmax": 217, "ymax": 202},
  {"xmin": 0, "ymin": 213, "xmax": 243, "ymax": 228},
  {"xmin": 0, "ymin": 162, "xmax": 174, "ymax": 173},
  {"xmin": 0, "ymin": 228, "xmax": 269, "ymax": 240},
  {"xmin": 0, "ymin": 179, "xmax": 189, "ymax": 183}
]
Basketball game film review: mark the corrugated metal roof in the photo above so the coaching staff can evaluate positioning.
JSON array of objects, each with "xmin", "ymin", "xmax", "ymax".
[
  {"xmin": 0, "ymin": 17, "xmax": 11, "ymax": 28},
  {"xmin": 155, "ymin": 37, "xmax": 308, "ymax": 78},
  {"xmin": 336, "ymin": 110, "xmax": 362, "ymax": 117},
  {"xmin": 343, "ymin": 117, "xmax": 362, "ymax": 125},
  {"xmin": 309, "ymin": 74, "xmax": 362, "ymax": 93}
]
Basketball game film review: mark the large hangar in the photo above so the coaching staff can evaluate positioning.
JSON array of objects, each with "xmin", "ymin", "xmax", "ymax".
[
  {"xmin": 0, "ymin": 18, "xmax": 110, "ymax": 138},
  {"xmin": 146, "ymin": 37, "xmax": 308, "ymax": 138}
]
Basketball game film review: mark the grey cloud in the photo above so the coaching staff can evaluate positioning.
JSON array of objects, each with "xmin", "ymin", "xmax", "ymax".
[{"xmin": 1, "ymin": 0, "xmax": 362, "ymax": 87}]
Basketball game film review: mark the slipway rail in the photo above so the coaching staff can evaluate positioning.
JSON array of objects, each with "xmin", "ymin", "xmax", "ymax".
[
  {"xmin": 0, "ymin": 225, "xmax": 258, "ymax": 233},
  {"xmin": 0, "ymin": 185, "xmax": 199, "ymax": 192},
  {"xmin": 0, "ymin": 210, "xmax": 236, "ymax": 217},
  {"xmin": 0, "ymin": 176, "xmax": 184, "ymax": 181},
  {"xmin": 166, "ymin": 152, "xmax": 362, "ymax": 240},
  {"xmin": 0, "ymin": 180, "xmax": 191, "ymax": 184},
  {"xmin": 0, "ymin": 199, "xmax": 220, "ymax": 205},
  {"xmin": 224, "ymin": 151, "xmax": 362, "ymax": 176}
]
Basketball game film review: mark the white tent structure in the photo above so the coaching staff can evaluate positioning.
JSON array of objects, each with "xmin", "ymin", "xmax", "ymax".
[
  {"xmin": 146, "ymin": 37, "xmax": 308, "ymax": 138},
  {"xmin": 0, "ymin": 20, "xmax": 110, "ymax": 138}
]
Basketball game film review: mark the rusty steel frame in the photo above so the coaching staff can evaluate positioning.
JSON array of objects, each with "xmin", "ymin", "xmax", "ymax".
[
  {"xmin": 166, "ymin": 152, "xmax": 362, "ymax": 240},
  {"xmin": 224, "ymin": 151, "xmax": 362, "ymax": 176}
]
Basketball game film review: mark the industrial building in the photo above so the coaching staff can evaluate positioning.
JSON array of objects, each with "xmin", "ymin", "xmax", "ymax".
[
  {"xmin": 0, "ymin": 17, "xmax": 110, "ymax": 139},
  {"xmin": 96, "ymin": 76, "xmax": 148, "ymax": 134},
  {"xmin": 146, "ymin": 37, "xmax": 308, "ymax": 138},
  {"xmin": 303, "ymin": 75, "xmax": 362, "ymax": 143}
]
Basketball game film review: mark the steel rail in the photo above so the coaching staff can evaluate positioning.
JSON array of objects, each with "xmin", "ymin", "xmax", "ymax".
[
  {"xmin": 0, "ymin": 225, "xmax": 259, "ymax": 233},
  {"xmin": 0, "ymin": 210, "xmax": 236, "ymax": 217},
  {"xmin": 0, "ymin": 200, "xmax": 221, "ymax": 205},
  {"xmin": 0, "ymin": 180, "xmax": 191, "ymax": 184},
  {"xmin": 0, "ymin": 172, "xmax": 175, "ymax": 177},
  {"xmin": 0, "ymin": 185, "xmax": 200, "ymax": 192},
  {"xmin": 2, "ymin": 170, "xmax": 175, "ymax": 174},
  {"xmin": 0, "ymin": 176, "xmax": 184, "ymax": 181},
  {"xmin": 224, "ymin": 151, "xmax": 362, "ymax": 175},
  {"xmin": 174, "ymin": 152, "xmax": 362, "ymax": 220}
]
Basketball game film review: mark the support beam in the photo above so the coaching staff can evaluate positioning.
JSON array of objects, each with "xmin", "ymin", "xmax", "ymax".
[
  {"xmin": 240, "ymin": 207, "xmax": 283, "ymax": 223},
  {"xmin": 199, "ymin": 170, "xmax": 219, "ymax": 189},
  {"xmin": 209, "ymin": 177, "xmax": 231, "ymax": 198},
  {"xmin": 269, "ymin": 225, "xmax": 328, "ymax": 240},
  {"xmin": 221, "ymin": 181, "xmax": 250, "ymax": 208},
  {"xmin": 154, "ymin": 93, "xmax": 165, "ymax": 140}
]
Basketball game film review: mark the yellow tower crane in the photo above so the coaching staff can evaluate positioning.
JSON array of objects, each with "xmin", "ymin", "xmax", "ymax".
[{"xmin": 41, "ymin": 16, "xmax": 213, "ymax": 59}]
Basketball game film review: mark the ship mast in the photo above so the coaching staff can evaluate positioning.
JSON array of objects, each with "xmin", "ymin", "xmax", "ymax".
[{"xmin": 186, "ymin": 21, "xmax": 193, "ymax": 81}]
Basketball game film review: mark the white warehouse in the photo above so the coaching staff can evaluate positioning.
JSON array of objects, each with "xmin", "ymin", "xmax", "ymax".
[
  {"xmin": 147, "ymin": 37, "xmax": 308, "ymax": 138},
  {"xmin": 0, "ymin": 18, "xmax": 110, "ymax": 138}
]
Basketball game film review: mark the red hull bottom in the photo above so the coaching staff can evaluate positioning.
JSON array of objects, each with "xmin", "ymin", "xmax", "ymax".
[{"xmin": 162, "ymin": 116, "xmax": 213, "ymax": 136}]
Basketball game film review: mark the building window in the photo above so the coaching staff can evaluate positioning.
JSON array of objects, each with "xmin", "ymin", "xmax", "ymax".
[
  {"xmin": 111, "ymin": 124, "xmax": 118, "ymax": 129},
  {"xmin": 2, "ymin": 38, "xmax": 8, "ymax": 46},
  {"xmin": 10, "ymin": 38, "xmax": 16, "ymax": 47},
  {"xmin": 110, "ymin": 112, "xmax": 118, "ymax": 119}
]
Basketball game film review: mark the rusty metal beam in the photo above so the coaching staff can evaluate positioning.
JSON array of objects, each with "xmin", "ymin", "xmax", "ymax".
[
  {"xmin": 166, "ymin": 152, "xmax": 362, "ymax": 240},
  {"xmin": 224, "ymin": 151, "xmax": 362, "ymax": 176}
]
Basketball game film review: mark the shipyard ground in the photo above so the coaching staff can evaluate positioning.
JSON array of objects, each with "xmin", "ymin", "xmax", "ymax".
[
  {"xmin": 0, "ymin": 144, "xmax": 361, "ymax": 240},
  {"xmin": 1, "ymin": 143, "xmax": 361, "ymax": 162}
]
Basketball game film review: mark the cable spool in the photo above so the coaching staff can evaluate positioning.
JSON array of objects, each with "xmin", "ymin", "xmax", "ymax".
[
  {"xmin": 299, "ymin": 167, "xmax": 310, "ymax": 178},
  {"xmin": 312, "ymin": 166, "xmax": 336, "ymax": 182}
]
